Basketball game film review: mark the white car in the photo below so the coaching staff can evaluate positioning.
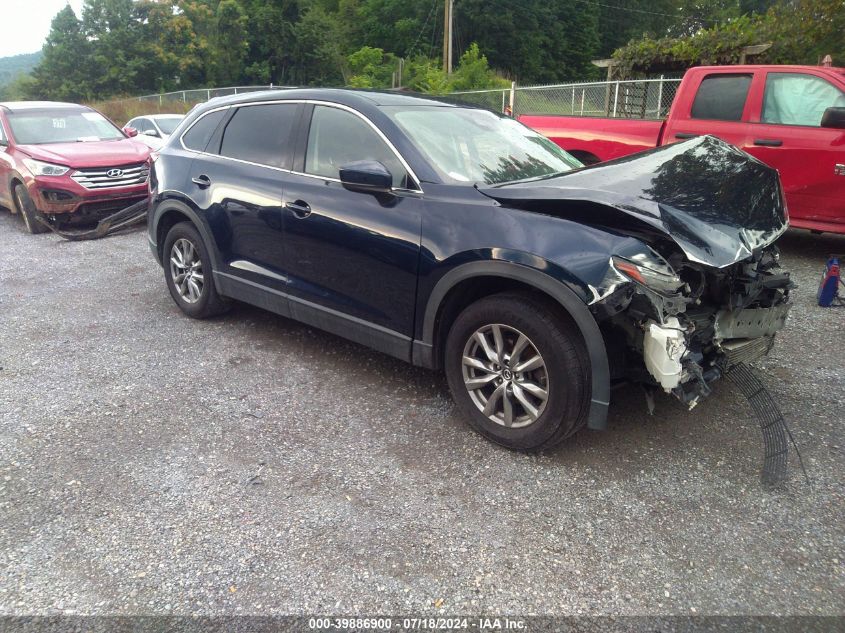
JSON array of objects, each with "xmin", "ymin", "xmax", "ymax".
[{"xmin": 125, "ymin": 114, "xmax": 184, "ymax": 149}]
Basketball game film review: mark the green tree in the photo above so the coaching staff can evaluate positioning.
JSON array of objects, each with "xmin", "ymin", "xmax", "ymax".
[{"xmin": 29, "ymin": 5, "xmax": 94, "ymax": 100}]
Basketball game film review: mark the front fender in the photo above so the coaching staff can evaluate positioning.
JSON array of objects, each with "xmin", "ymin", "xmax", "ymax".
[{"xmin": 415, "ymin": 259, "xmax": 610, "ymax": 430}]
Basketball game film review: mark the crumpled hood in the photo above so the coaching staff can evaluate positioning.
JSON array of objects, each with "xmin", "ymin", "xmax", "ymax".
[
  {"xmin": 17, "ymin": 138, "xmax": 151, "ymax": 169},
  {"xmin": 478, "ymin": 136, "xmax": 788, "ymax": 268}
]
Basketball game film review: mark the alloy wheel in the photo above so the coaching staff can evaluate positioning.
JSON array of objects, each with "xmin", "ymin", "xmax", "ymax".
[
  {"xmin": 169, "ymin": 238, "xmax": 204, "ymax": 303},
  {"xmin": 461, "ymin": 323, "xmax": 549, "ymax": 428}
]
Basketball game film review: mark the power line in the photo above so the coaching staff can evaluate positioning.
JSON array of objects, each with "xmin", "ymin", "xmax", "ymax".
[
  {"xmin": 405, "ymin": 0, "xmax": 440, "ymax": 59},
  {"xmin": 569, "ymin": 0, "xmax": 718, "ymax": 25}
]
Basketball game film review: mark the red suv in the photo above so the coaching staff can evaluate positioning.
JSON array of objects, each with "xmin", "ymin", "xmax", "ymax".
[{"xmin": 0, "ymin": 101, "xmax": 151, "ymax": 233}]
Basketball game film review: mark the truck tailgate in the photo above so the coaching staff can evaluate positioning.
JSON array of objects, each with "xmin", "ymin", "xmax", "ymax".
[{"xmin": 519, "ymin": 115, "xmax": 664, "ymax": 163}]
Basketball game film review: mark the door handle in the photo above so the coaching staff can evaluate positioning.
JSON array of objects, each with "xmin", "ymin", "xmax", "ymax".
[
  {"xmin": 285, "ymin": 199, "xmax": 312, "ymax": 218},
  {"xmin": 192, "ymin": 174, "xmax": 211, "ymax": 188},
  {"xmin": 753, "ymin": 138, "xmax": 783, "ymax": 147},
  {"xmin": 675, "ymin": 133, "xmax": 698, "ymax": 139}
]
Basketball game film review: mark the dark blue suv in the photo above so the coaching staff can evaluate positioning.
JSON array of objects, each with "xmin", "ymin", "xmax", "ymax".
[{"xmin": 148, "ymin": 89, "xmax": 792, "ymax": 451}]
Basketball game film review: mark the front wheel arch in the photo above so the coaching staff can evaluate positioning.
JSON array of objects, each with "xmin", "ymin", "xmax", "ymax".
[{"xmin": 417, "ymin": 261, "xmax": 610, "ymax": 430}]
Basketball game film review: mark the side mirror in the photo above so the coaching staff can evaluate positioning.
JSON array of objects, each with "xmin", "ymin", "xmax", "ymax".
[
  {"xmin": 821, "ymin": 107, "xmax": 845, "ymax": 129},
  {"xmin": 339, "ymin": 160, "xmax": 393, "ymax": 194},
  {"xmin": 142, "ymin": 130, "xmax": 160, "ymax": 138},
  {"xmin": 123, "ymin": 126, "xmax": 139, "ymax": 137}
]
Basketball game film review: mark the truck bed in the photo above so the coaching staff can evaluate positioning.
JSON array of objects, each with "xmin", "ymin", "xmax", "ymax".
[{"xmin": 519, "ymin": 115, "xmax": 665, "ymax": 164}]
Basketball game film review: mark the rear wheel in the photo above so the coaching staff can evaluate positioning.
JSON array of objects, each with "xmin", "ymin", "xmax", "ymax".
[
  {"xmin": 13, "ymin": 184, "xmax": 48, "ymax": 234},
  {"xmin": 444, "ymin": 292, "xmax": 591, "ymax": 451},
  {"xmin": 163, "ymin": 222, "xmax": 229, "ymax": 318}
]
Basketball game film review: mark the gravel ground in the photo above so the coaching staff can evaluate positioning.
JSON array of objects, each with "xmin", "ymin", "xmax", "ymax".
[{"xmin": 0, "ymin": 209, "xmax": 843, "ymax": 617}]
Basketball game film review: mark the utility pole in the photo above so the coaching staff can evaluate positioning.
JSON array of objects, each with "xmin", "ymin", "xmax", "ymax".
[{"xmin": 443, "ymin": 0, "xmax": 453, "ymax": 74}]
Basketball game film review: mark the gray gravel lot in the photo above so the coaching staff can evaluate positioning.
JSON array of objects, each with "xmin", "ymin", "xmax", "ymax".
[{"xmin": 0, "ymin": 210, "xmax": 843, "ymax": 616}]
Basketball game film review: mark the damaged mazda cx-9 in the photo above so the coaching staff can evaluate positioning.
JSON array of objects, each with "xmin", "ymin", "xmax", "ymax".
[{"xmin": 148, "ymin": 89, "xmax": 792, "ymax": 451}]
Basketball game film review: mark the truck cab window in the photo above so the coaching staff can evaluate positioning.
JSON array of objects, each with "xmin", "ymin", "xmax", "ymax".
[
  {"xmin": 691, "ymin": 74, "xmax": 752, "ymax": 121},
  {"xmin": 762, "ymin": 73, "xmax": 845, "ymax": 127}
]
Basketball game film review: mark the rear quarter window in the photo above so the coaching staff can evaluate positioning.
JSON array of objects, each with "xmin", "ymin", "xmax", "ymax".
[
  {"xmin": 182, "ymin": 110, "xmax": 226, "ymax": 152},
  {"xmin": 691, "ymin": 74, "xmax": 752, "ymax": 121}
]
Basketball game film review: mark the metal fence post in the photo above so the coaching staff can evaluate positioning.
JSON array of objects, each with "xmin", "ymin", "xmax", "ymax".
[
  {"xmin": 509, "ymin": 81, "xmax": 515, "ymax": 116},
  {"xmin": 656, "ymin": 75, "xmax": 664, "ymax": 118},
  {"xmin": 580, "ymin": 89, "xmax": 585, "ymax": 115},
  {"xmin": 612, "ymin": 82, "xmax": 619, "ymax": 117},
  {"xmin": 234, "ymin": 87, "xmax": 238, "ymax": 94}
]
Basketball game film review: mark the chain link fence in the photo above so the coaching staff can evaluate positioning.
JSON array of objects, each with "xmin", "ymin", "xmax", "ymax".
[
  {"xmin": 111, "ymin": 79, "xmax": 680, "ymax": 120},
  {"xmin": 450, "ymin": 78, "xmax": 681, "ymax": 120},
  {"xmin": 126, "ymin": 85, "xmax": 291, "ymax": 106}
]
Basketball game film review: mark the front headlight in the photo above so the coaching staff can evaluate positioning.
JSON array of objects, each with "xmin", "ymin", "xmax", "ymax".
[
  {"xmin": 22, "ymin": 158, "xmax": 70, "ymax": 177},
  {"xmin": 612, "ymin": 253, "xmax": 685, "ymax": 295}
]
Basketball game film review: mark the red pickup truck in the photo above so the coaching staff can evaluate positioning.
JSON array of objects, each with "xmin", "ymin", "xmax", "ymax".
[{"xmin": 522, "ymin": 65, "xmax": 845, "ymax": 234}]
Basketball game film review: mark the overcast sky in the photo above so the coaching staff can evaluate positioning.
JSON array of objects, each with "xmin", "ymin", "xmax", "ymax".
[{"xmin": 2, "ymin": 0, "xmax": 86, "ymax": 58}]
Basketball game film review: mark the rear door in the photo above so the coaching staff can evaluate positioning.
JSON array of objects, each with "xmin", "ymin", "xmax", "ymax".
[
  {"xmin": 191, "ymin": 102, "xmax": 301, "ymax": 291},
  {"xmin": 662, "ymin": 71, "xmax": 754, "ymax": 148},
  {"xmin": 742, "ymin": 70, "xmax": 845, "ymax": 228}
]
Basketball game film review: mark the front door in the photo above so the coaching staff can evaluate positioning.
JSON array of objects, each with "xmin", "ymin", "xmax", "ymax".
[
  {"xmin": 662, "ymin": 71, "xmax": 754, "ymax": 148},
  {"xmin": 280, "ymin": 104, "xmax": 424, "ymax": 346},
  {"xmin": 743, "ymin": 70, "xmax": 845, "ymax": 229}
]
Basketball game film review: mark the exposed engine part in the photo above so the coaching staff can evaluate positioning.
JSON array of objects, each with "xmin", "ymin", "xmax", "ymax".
[
  {"xmin": 714, "ymin": 303, "xmax": 791, "ymax": 341},
  {"xmin": 596, "ymin": 241, "xmax": 793, "ymax": 409},
  {"xmin": 725, "ymin": 363, "xmax": 809, "ymax": 488},
  {"xmin": 642, "ymin": 317, "xmax": 687, "ymax": 391},
  {"xmin": 36, "ymin": 198, "xmax": 148, "ymax": 241}
]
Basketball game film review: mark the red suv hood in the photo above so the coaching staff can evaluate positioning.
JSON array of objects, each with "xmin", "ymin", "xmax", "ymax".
[{"xmin": 17, "ymin": 139, "xmax": 151, "ymax": 168}]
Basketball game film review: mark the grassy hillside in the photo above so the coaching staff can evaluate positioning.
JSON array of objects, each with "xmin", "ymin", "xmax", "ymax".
[{"xmin": 0, "ymin": 51, "xmax": 42, "ymax": 87}]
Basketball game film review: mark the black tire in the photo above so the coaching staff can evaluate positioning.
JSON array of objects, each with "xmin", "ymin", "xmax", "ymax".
[
  {"xmin": 444, "ymin": 292, "xmax": 591, "ymax": 451},
  {"xmin": 162, "ymin": 221, "xmax": 230, "ymax": 319},
  {"xmin": 13, "ymin": 184, "xmax": 48, "ymax": 234}
]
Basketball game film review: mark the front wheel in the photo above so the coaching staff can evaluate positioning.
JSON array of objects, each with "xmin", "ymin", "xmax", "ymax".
[
  {"xmin": 444, "ymin": 292, "xmax": 591, "ymax": 451},
  {"xmin": 13, "ymin": 184, "xmax": 48, "ymax": 234},
  {"xmin": 162, "ymin": 222, "xmax": 230, "ymax": 318}
]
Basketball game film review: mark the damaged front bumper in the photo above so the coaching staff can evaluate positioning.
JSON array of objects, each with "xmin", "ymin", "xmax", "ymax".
[{"xmin": 592, "ymin": 244, "xmax": 793, "ymax": 408}]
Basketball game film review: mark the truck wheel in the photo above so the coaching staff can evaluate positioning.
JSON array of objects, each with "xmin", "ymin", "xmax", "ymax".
[
  {"xmin": 13, "ymin": 184, "xmax": 48, "ymax": 234},
  {"xmin": 163, "ymin": 222, "xmax": 230, "ymax": 319},
  {"xmin": 444, "ymin": 292, "xmax": 591, "ymax": 451}
]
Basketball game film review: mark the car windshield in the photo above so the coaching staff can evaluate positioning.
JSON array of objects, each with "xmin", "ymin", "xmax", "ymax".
[
  {"xmin": 155, "ymin": 117, "xmax": 182, "ymax": 135},
  {"xmin": 383, "ymin": 105, "xmax": 582, "ymax": 185},
  {"xmin": 7, "ymin": 109, "xmax": 125, "ymax": 144}
]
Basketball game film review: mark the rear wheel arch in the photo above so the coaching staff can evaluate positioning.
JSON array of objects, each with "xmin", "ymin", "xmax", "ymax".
[
  {"xmin": 417, "ymin": 261, "xmax": 610, "ymax": 430},
  {"xmin": 153, "ymin": 202, "xmax": 220, "ymax": 269}
]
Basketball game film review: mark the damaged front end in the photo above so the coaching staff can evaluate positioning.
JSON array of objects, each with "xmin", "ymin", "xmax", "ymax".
[
  {"xmin": 593, "ymin": 241, "xmax": 792, "ymax": 407},
  {"xmin": 478, "ymin": 135, "xmax": 794, "ymax": 408}
]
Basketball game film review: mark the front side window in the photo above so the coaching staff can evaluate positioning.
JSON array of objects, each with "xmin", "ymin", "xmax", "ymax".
[
  {"xmin": 691, "ymin": 74, "xmax": 752, "ymax": 121},
  {"xmin": 762, "ymin": 72, "xmax": 845, "ymax": 127},
  {"xmin": 305, "ymin": 106, "xmax": 409, "ymax": 188},
  {"xmin": 383, "ymin": 105, "xmax": 581, "ymax": 185},
  {"xmin": 220, "ymin": 103, "xmax": 298, "ymax": 168},
  {"xmin": 182, "ymin": 110, "xmax": 227, "ymax": 152},
  {"xmin": 7, "ymin": 108, "xmax": 125, "ymax": 144}
]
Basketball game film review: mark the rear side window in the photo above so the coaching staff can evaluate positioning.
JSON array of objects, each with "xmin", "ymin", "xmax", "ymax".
[
  {"xmin": 220, "ymin": 104, "xmax": 298, "ymax": 168},
  {"xmin": 762, "ymin": 72, "xmax": 845, "ymax": 126},
  {"xmin": 691, "ymin": 74, "xmax": 752, "ymax": 121},
  {"xmin": 182, "ymin": 110, "xmax": 226, "ymax": 152}
]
